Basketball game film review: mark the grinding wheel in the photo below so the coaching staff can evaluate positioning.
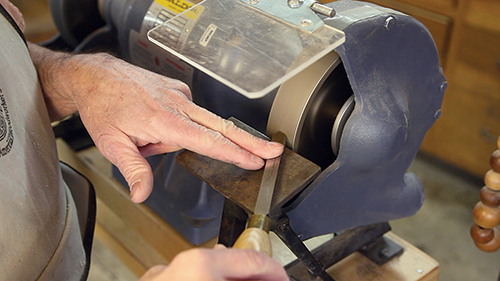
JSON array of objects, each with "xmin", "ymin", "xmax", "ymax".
[{"xmin": 267, "ymin": 51, "xmax": 354, "ymax": 169}]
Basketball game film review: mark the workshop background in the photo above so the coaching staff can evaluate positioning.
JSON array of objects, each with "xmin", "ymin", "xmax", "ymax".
[{"xmin": 11, "ymin": 0, "xmax": 500, "ymax": 280}]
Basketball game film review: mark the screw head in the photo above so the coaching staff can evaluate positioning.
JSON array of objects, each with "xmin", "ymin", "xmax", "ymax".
[
  {"xmin": 440, "ymin": 81, "xmax": 448, "ymax": 92},
  {"xmin": 288, "ymin": 0, "xmax": 304, "ymax": 8},
  {"xmin": 300, "ymin": 19, "xmax": 312, "ymax": 27},
  {"xmin": 380, "ymin": 247, "xmax": 389, "ymax": 255},
  {"xmin": 384, "ymin": 16, "xmax": 396, "ymax": 30},
  {"xmin": 279, "ymin": 219, "xmax": 290, "ymax": 231},
  {"xmin": 434, "ymin": 109, "xmax": 442, "ymax": 119}
]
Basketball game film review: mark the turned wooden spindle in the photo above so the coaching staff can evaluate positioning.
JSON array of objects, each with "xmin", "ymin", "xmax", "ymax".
[
  {"xmin": 473, "ymin": 202, "xmax": 500, "ymax": 229},
  {"xmin": 490, "ymin": 150, "xmax": 500, "ymax": 173},
  {"xmin": 480, "ymin": 186, "xmax": 500, "ymax": 207},
  {"xmin": 471, "ymin": 224, "xmax": 495, "ymax": 244},
  {"xmin": 472, "ymin": 136, "xmax": 500, "ymax": 253},
  {"xmin": 474, "ymin": 227, "xmax": 500, "ymax": 253},
  {"xmin": 485, "ymin": 170, "xmax": 500, "ymax": 191}
]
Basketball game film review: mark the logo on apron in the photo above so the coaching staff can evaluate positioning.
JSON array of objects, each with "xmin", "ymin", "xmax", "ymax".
[{"xmin": 0, "ymin": 89, "xmax": 13, "ymax": 156}]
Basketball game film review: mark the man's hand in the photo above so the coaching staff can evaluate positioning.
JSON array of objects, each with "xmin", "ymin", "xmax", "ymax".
[
  {"xmin": 138, "ymin": 246, "xmax": 289, "ymax": 281},
  {"xmin": 28, "ymin": 45, "xmax": 284, "ymax": 203}
]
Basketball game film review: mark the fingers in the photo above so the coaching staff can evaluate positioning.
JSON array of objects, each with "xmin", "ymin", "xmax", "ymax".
[
  {"xmin": 213, "ymin": 244, "xmax": 227, "ymax": 250},
  {"xmin": 138, "ymin": 142, "xmax": 183, "ymax": 158},
  {"xmin": 137, "ymin": 248, "xmax": 290, "ymax": 281},
  {"xmin": 167, "ymin": 119, "xmax": 267, "ymax": 170},
  {"xmin": 177, "ymin": 104, "xmax": 284, "ymax": 169},
  {"xmin": 212, "ymin": 248, "xmax": 289, "ymax": 281},
  {"xmin": 138, "ymin": 265, "xmax": 168, "ymax": 281},
  {"xmin": 165, "ymin": 248, "xmax": 289, "ymax": 281},
  {"xmin": 187, "ymin": 104, "xmax": 284, "ymax": 159},
  {"xmin": 95, "ymin": 133, "xmax": 154, "ymax": 203}
]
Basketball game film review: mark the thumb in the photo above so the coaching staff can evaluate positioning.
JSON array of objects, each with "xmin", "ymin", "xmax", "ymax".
[
  {"xmin": 138, "ymin": 265, "xmax": 168, "ymax": 281},
  {"xmin": 96, "ymin": 135, "xmax": 154, "ymax": 203}
]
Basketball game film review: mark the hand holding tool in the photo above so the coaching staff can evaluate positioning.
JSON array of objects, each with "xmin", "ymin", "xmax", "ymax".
[{"xmin": 233, "ymin": 131, "xmax": 287, "ymax": 256}]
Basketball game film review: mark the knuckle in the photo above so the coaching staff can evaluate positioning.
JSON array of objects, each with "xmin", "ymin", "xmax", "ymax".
[
  {"xmin": 219, "ymin": 118, "xmax": 237, "ymax": 134},
  {"xmin": 177, "ymin": 81, "xmax": 192, "ymax": 99},
  {"xmin": 160, "ymin": 80, "xmax": 192, "ymax": 101},
  {"xmin": 247, "ymin": 249, "xmax": 267, "ymax": 264},
  {"xmin": 205, "ymin": 130, "xmax": 237, "ymax": 155},
  {"xmin": 177, "ymin": 249, "xmax": 212, "ymax": 269},
  {"xmin": 240, "ymin": 250, "xmax": 271, "ymax": 273}
]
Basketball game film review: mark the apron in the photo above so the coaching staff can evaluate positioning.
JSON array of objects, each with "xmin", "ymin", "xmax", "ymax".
[{"xmin": 0, "ymin": 4, "xmax": 94, "ymax": 280}]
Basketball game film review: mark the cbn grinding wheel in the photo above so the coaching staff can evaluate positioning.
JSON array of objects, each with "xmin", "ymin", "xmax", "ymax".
[{"xmin": 267, "ymin": 51, "xmax": 354, "ymax": 169}]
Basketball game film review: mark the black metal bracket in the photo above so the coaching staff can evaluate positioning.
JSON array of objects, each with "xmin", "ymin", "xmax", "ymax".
[
  {"xmin": 281, "ymin": 220, "xmax": 394, "ymax": 281},
  {"xmin": 272, "ymin": 214, "xmax": 335, "ymax": 281},
  {"xmin": 359, "ymin": 235, "xmax": 403, "ymax": 266}
]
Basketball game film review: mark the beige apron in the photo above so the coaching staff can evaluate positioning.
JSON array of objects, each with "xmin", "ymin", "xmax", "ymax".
[{"xmin": 0, "ymin": 5, "xmax": 90, "ymax": 280}]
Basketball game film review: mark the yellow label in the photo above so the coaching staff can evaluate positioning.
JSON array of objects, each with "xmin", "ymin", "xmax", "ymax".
[
  {"xmin": 155, "ymin": 0, "xmax": 203, "ymax": 19},
  {"xmin": 184, "ymin": 4, "xmax": 204, "ymax": 19}
]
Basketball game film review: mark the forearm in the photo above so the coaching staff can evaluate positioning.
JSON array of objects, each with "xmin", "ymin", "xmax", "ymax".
[
  {"xmin": 28, "ymin": 42, "xmax": 116, "ymax": 121},
  {"xmin": 28, "ymin": 42, "xmax": 79, "ymax": 121}
]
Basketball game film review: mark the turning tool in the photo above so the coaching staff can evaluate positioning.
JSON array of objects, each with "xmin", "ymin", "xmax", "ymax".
[{"xmin": 232, "ymin": 132, "xmax": 287, "ymax": 256}]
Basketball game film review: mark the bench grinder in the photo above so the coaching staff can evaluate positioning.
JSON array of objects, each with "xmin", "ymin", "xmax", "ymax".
[{"xmin": 47, "ymin": 0, "xmax": 446, "ymax": 275}]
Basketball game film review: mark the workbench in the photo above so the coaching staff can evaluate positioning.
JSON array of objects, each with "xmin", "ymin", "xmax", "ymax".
[{"xmin": 57, "ymin": 139, "xmax": 439, "ymax": 280}]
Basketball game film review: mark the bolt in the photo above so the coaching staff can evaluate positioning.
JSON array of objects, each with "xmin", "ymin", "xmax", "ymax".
[
  {"xmin": 380, "ymin": 247, "xmax": 389, "ymax": 256},
  {"xmin": 416, "ymin": 268, "xmax": 423, "ymax": 274},
  {"xmin": 288, "ymin": 0, "xmax": 304, "ymax": 9},
  {"xmin": 434, "ymin": 109, "xmax": 442, "ymax": 119},
  {"xmin": 300, "ymin": 19, "xmax": 313, "ymax": 27},
  {"xmin": 279, "ymin": 219, "xmax": 290, "ymax": 231},
  {"xmin": 310, "ymin": 3, "xmax": 336, "ymax": 17},
  {"xmin": 440, "ymin": 81, "xmax": 448, "ymax": 92},
  {"xmin": 384, "ymin": 16, "xmax": 396, "ymax": 30}
]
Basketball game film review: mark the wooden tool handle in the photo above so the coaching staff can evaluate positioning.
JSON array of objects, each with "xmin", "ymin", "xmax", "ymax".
[{"xmin": 233, "ymin": 227, "xmax": 272, "ymax": 257}]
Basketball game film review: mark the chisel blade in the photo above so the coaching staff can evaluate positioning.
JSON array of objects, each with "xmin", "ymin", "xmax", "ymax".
[{"xmin": 254, "ymin": 131, "xmax": 287, "ymax": 216}]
